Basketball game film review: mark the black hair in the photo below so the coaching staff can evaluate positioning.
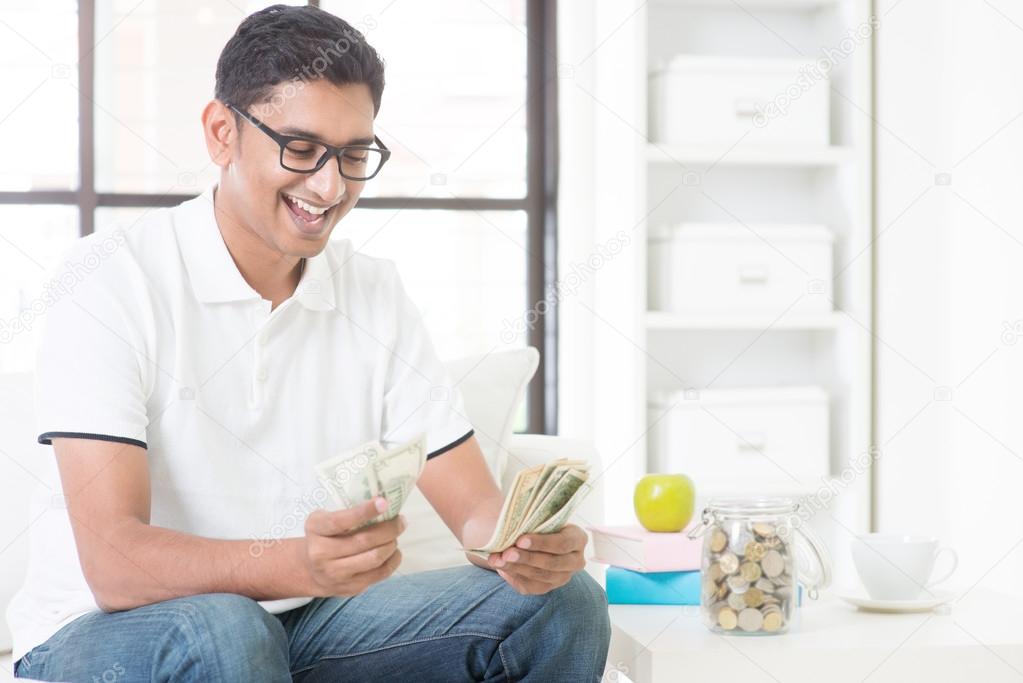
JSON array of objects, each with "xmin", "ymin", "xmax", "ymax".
[{"xmin": 215, "ymin": 4, "xmax": 385, "ymax": 117}]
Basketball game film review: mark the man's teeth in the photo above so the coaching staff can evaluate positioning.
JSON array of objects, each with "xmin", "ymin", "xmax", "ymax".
[{"xmin": 285, "ymin": 195, "xmax": 335, "ymax": 216}]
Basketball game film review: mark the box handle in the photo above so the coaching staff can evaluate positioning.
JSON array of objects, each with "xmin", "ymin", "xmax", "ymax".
[
  {"xmin": 737, "ymin": 432, "xmax": 767, "ymax": 453},
  {"xmin": 734, "ymin": 97, "xmax": 760, "ymax": 119},
  {"xmin": 738, "ymin": 264, "xmax": 770, "ymax": 285}
]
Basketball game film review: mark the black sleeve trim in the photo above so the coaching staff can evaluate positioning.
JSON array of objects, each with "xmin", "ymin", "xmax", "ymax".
[
  {"xmin": 426, "ymin": 429, "xmax": 474, "ymax": 460},
  {"xmin": 38, "ymin": 431, "xmax": 147, "ymax": 450}
]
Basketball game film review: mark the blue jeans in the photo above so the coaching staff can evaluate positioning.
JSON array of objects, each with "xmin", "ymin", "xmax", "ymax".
[{"xmin": 14, "ymin": 566, "xmax": 611, "ymax": 682}]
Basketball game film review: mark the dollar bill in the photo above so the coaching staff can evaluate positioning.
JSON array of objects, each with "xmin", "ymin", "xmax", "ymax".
[
  {"xmin": 467, "ymin": 458, "xmax": 592, "ymax": 557},
  {"xmin": 314, "ymin": 440, "xmax": 387, "ymax": 511},
  {"xmin": 371, "ymin": 437, "xmax": 426, "ymax": 522},
  {"xmin": 313, "ymin": 435, "xmax": 426, "ymax": 527}
]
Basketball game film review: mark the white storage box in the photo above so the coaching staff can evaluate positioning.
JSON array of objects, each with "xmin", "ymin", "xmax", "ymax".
[
  {"xmin": 647, "ymin": 386, "xmax": 830, "ymax": 493},
  {"xmin": 649, "ymin": 55, "xmax": 830, "ymax": 147},
  {"xmin": 648, "ymin": 223, "xmax": 834, "ymax": 316}
]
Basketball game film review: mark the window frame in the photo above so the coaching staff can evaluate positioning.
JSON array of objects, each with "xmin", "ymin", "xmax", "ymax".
[{"xmin": 0, "ymin": 0, "xmax": 558, "ymax": 434}]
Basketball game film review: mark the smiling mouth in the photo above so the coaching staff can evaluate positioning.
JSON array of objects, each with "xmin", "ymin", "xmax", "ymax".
[{"xmin": 282, "ymin": 193, "xmax": 343, "ymax": 233}]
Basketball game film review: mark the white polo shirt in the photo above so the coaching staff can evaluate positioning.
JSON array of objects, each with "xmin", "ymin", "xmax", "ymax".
[{"xmin": 5, "ymin": 186, "xmax": 474, "ymax": 663}]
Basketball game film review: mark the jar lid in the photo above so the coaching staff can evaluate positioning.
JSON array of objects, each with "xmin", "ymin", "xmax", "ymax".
[{"xmin": 706, "ymin": 496, "xmax": 798, "ymax": 516}]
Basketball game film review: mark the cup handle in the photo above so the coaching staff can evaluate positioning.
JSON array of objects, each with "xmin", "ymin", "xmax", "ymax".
[{"xmin": 926, "ymin": 547, "xmax": 958, "ymax": 588}]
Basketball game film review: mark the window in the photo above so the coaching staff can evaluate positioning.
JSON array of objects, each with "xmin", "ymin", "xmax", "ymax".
[{"xmin": 0, "ymin": 0, "xmax": 557, "ymax": 433}]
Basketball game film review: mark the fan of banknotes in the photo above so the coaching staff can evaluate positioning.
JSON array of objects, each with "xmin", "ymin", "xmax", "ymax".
[
  {"xmin": 313, "ymin": 436, "xmax": 592, "ymax": 551},
  {"xmin": 466, "ymin": 458, "xmax": 592, "ymax": 558},
  {"xmin": 313, "ymin": 435, "xmax": 427, "ymax": 526}
]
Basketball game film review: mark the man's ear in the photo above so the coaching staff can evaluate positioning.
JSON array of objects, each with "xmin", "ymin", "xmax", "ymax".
[{"xmin": 201, "ymin": 100, "xmax": 236, "ymax": 169}]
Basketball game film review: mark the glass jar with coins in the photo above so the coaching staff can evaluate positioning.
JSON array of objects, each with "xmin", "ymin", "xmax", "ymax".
[{"xmin": 687, "ymin": 497, "xmax": 831, "ymax": 636}]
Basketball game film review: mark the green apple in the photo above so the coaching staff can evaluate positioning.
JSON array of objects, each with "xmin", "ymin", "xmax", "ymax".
[{"xmin": 633, "ymin": 474, "xmax": 696, "ymax": 532}]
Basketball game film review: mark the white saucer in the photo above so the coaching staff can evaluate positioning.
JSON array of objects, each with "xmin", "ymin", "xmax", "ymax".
[{"xmin": 837, "ymin": 589, "xmax": 955, "ymax": 613}]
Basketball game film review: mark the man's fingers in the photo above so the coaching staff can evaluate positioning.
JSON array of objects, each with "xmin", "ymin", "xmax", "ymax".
[
  {"xmin": 308, "ymin": 517, "xmax": 404, "ymax": 562},
  {"xmin": 306, "ymin": 498, "xmax": 390, "ymax": 537},
  {"xmin": 499, "ymin": 560, "xmax": 573, "ymax": 585},
  {"xmin": 513, "ymin": 524, "xmax": 587, "ymax": 555},
  {"xmin": 492, "ymin": 547, "xmax": 579, "ymax": 572},
  {"xmin": 321, "ymin": 540, "xmax": 398, "ymax": 577},
  {"xmin": 343, "ymin": 547, "xmax": 404, "ymax": 593}
]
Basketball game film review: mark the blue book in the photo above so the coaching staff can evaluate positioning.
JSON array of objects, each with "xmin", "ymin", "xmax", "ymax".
[{"xmin": 605, "ymin": 567, "xmax": 701, "ymax": 605}]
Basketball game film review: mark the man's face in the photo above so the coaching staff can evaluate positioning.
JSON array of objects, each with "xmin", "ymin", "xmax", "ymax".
[{"xmin": 224, "ymin": 79, "xmax": 377, "ymax": 257}]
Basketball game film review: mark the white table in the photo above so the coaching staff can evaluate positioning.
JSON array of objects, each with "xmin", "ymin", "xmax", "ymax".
[{"xmin": 606, "ymin": 589, "xmax": 1023, "ymax": 682}]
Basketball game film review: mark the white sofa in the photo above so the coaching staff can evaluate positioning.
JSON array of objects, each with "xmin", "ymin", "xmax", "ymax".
[{"xmin": 0, "ymin": 363, "xmax": 604, "ymax": 678}]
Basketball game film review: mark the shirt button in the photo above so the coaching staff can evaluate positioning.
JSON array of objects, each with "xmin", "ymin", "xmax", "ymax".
[{"xmin": 255, "ymin": 369, "xmax": 268, "ymax": 382}]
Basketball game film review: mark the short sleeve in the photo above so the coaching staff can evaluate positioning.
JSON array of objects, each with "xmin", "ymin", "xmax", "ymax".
[
  {"xmin": 380, "ymin": 264, "xmax": 474, "ymax": 460},
  {"xmin": 35, "ymin": 239, "xmax": 151, "ymax": 450}
]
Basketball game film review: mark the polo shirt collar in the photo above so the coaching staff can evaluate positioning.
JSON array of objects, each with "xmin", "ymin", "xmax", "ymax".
[{"xmin": 175, "ymin": 186, "xmax": 338, "ymax": 312}]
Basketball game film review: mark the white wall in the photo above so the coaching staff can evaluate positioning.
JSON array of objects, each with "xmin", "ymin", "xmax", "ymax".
[
  {"xmin": 876, "ymin": 0, "xmax": 1023, "ymax": 596},
  {"xmin": 557, "ymin": 1, "xmax": 649, "ymax": 526}
]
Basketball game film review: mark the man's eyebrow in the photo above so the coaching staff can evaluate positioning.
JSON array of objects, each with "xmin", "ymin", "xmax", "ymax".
[{"xmin": 278, "ymin": 126, "xmax": 375, "ymax": 146}]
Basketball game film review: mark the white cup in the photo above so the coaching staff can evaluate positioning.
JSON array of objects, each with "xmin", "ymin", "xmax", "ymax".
[{"xmin": 851, "ymin": 533, "xmax": 958, "ymax": 601}]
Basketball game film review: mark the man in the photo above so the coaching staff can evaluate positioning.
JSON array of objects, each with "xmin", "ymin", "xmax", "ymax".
[{"xmin": 6, "ymin": 5, "xmax": 610, "ymax": 681}]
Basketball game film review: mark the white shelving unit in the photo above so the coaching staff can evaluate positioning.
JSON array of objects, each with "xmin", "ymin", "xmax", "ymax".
[
  {"xmin": 561, "ymin": 0, "xmax": 874, "ymax": 584},
  {"xmin": 646, "ymin": 310, "xmax": 845, "ymax": 331},
  {"xmin": 647, "ymin": 143, "xmax": 855, "ymax": 167}
]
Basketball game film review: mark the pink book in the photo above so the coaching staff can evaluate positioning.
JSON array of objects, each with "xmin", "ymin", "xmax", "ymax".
[{"xmin": 588, "ymin": 524, "xmax": 701, "ymax": 573}]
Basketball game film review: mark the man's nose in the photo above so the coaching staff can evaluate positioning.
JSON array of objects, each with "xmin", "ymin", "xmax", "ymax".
[{"xmin": 305, "ymin": 156, "xmax": 344, "ymax": 202}]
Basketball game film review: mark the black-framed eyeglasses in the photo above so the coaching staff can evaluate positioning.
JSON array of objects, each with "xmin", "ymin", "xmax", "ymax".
[{"xmin": 228, "ymin": 104, "xmax": 391, "ymax": 180}]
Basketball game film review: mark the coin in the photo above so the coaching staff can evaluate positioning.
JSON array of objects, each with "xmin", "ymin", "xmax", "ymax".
[
  {"xmin": 726, "ymin": 575, "xmax": 749, "ymax": 594},
  {"xmin": 727, "ymin": 592, "xmax": 746, "ymax": 610},
  {"xmin": 708, "ymin": 600, "xmax": 728, "ymax": 617},
  {"xmin": 743, "ymin": 540, "xmax": 767, "ymax": 562},
  {"xmin": 740, "ymin": 561, "xmax": 762, "ymax": 582},
  {"xmin": 716, "ymin": 582, "xmax": 729, "ymax": 600},
  {"xmin": 709, "ymin": 528, "xmax": 729, "ymax": 553},
  {"xmin": 718, "ymin": 607, "xmax": 738, "ymax": 630},
  {"xmin": 762, "ymin": 611, "xmax": 783, "ymax": 632},
  {"xmin": 719, "ymin": 552, "xmax": 740, "ymax": 575},
  {"xmin": 729, "ymin": 527, "xmax": 752, "ymax": 555},
  {"xmin": 761, "ymin": 549, "xmax": 785, "ymax": 578},
  {"xmin": 707, "ymin": 562, "xmax": 725, "ymax": 583},
  {"xmin": 737, "ymin": 608, "xmax": 764, "ymax": 632},
  {"xmin": 743, "ymin": 587, "xmax": 764, "ymax": 608},
  {"xmin": 755, "ymin": 578, "xmax": 775, "ymax": 592},
  {"xmin": 752, "ymin": 522, "xmax": 776, "ymax": 537}
]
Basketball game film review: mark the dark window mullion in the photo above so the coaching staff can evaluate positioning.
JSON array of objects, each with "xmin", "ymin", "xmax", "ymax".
[
  {"xmin": 78, "ymin": 0, "xmax": 96, "ymax": 236},
  {"xmin": 86, "ymin": 194, "xmax": 529, "ymax": 211},
  {"xmin": 526, "ymin": 0, "xmax": 557, "ymax": 435}
]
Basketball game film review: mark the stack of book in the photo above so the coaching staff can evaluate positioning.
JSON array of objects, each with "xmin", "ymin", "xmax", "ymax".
[{"xmin": 588, "ymin": 525, "xmax": 702, "ymax": 605}]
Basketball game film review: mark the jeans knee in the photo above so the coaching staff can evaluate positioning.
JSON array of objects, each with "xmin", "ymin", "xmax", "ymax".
[
  {"xmin": 166, "ymin": 593, "xmax": 288, "ymax": 674},
  {"xmin": 550, "ymin": 571, "xmax": 611, "ymax": 643}
]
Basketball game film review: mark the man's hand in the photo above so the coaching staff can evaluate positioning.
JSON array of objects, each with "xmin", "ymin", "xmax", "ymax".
[
  {"xmin": 487, "ymin": 524, "xmax": 587, "ymax": 595},
  {"xmin": 301, "ymin": 497, "xmax": 405, "ymax": 598}
]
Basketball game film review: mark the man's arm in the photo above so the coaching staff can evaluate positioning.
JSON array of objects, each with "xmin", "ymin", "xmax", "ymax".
[
  {"xmin": 417, "ymin": 435, "xmax": 587, "ymax": 594},
  {"xmin": 55, "ymin": 437, "xmax": 404, "ymax": 612}
]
